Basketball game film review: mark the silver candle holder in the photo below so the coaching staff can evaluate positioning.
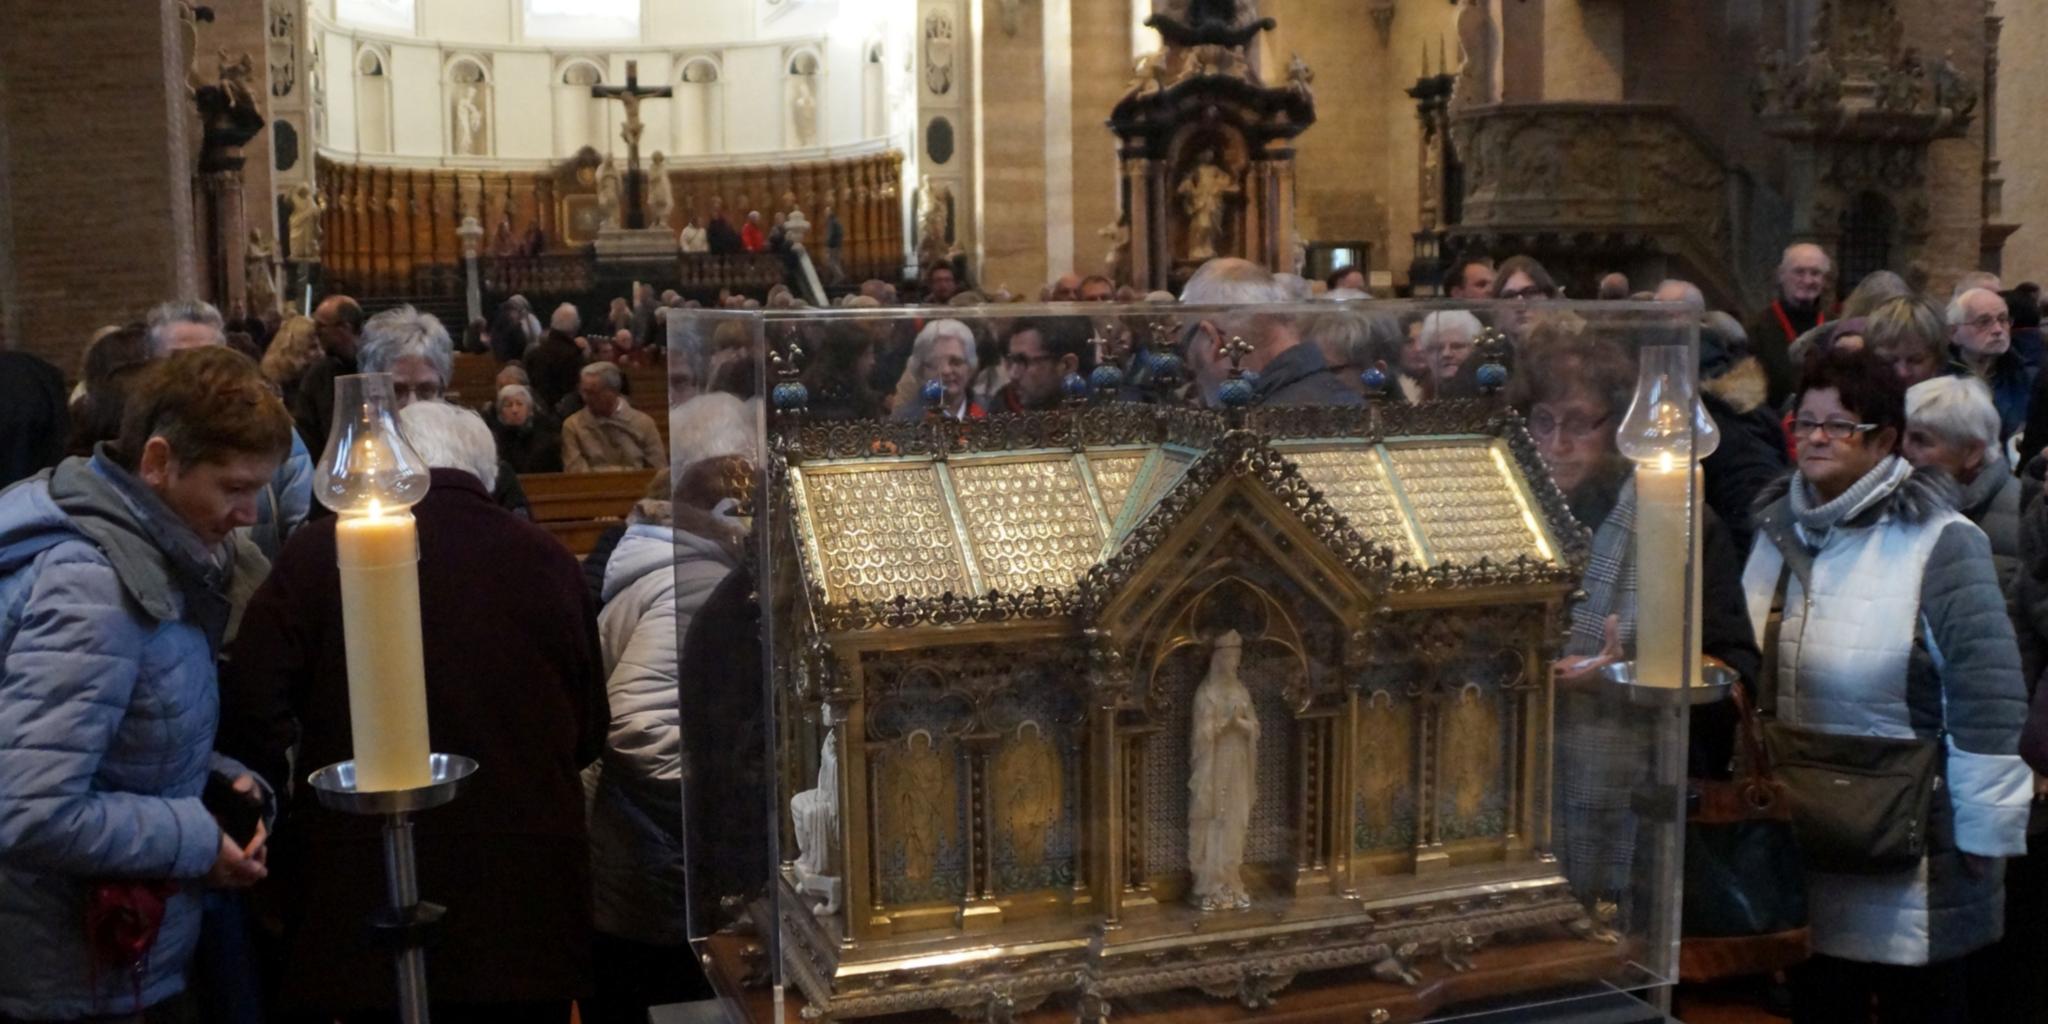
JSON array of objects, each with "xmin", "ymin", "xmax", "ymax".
[{"xmin": 307, "ymin": 753, "xmax": 479, "ymax": 1024}]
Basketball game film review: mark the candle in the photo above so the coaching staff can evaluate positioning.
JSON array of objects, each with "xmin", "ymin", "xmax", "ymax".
[
  {"xmin": 336, "ymin": 502, "xmax": 432, "ymax": 791},
  {"xmin": 1633, "ymin": 454, "xmax": 1704, "ymax": 689}
]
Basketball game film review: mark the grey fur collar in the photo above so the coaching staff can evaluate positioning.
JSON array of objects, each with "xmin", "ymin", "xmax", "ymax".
[{"xmin": 1753, "ymin": 462, "xmax": 1961, "ymax": 531}]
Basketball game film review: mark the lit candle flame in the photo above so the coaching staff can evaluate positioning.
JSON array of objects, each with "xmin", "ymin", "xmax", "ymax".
[
  {"xmin": 368, "ymin": 498, "xmax": 383, "ymax": 519},
  {"xmin": 1658, "ymin": 450, "xmax": 1675, "ymax": 474}
]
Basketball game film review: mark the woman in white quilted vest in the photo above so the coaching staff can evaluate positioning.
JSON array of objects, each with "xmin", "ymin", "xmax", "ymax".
[{"xmin": 1746, "ymin": 346, "xmax": 2031, "ymax": 1023}]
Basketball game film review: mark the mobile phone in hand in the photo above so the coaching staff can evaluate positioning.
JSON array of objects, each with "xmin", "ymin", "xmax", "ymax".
[{"xmin": 203, "ymin": 773, "xmax": 263, "ymax": 847}]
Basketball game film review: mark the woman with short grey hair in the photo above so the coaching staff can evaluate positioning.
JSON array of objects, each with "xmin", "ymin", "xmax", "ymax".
[
  {"xmin": 489, "ymin": 383, "xmax": 562, "ymax": 475},
  {"xmin": 396, "ymin": 401, "xmax": 498, "ymax": 491},
  {"xmin": 358, "ymin": 305, "xmax": 455, "ymax": 405},
  {"xmin": 1904, "ymin": 375, "xmax": 2018, "ymax": 592}
]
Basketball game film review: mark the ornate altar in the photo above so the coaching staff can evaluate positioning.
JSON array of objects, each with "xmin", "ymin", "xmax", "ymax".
[
  {"xmin": 1108, "ymin": 1, "xmax": 1315, "ymax": 292},
  {"xmin": 674, "ymin": 302, "xmax": 1699, "ymax": 1023}
]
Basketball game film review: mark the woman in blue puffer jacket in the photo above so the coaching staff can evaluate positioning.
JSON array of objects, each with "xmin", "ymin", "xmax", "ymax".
[{"xmin": 0, "ymin": 348, "xmax": 282, "ymax": 1022}]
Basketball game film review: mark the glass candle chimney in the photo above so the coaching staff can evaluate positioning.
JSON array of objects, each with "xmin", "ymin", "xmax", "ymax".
[{"xmin": 1615, "ymin": 344, "xmax": 1717, "ymax": 690}]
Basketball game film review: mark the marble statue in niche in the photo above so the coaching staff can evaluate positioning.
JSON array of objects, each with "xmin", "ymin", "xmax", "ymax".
[
  {"xmin": 287, "ymin": 182, "xmax": 326, "ymax": 260},
  {"xmin": 791, "ymin": 727, "xmax": 842, "ymax": 914},
  {"xmin": 245, "ymin": 229, "xmax": 280, "ymax": 314},
  {"xmin": 791, "ymin": 74, "xmax": 819, "ymax": 148},
  {"xmin": 916, "ymin": 175, "xmax": 954, "ymax": 267},
  {"xmin": 1452, "ymin": 0, "xmax": 1497, "ymax": 110},
  {"xmin": 647, "ymin": 152, "xmax": 675, "ymax": 225},
  {"xmin": 1188, "ymin": 630, "xmax": 1258, "ymax": 911},
  {"xmin": 1177, "ymin": 150, "xmax": 1239, "ymax": 262},
  {"xmin": 454, "ymin": 84, "xmax": 485, "ymax": 155}
]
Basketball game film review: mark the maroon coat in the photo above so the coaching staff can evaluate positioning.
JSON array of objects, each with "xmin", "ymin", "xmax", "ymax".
[{"xmin": 220, "ymin": 469, "xmax": 608, "ymax": 1013}]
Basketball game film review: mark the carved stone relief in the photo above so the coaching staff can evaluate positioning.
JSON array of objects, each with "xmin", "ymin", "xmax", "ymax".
[{"xmin": 923, "ymin": 9, "xmax": 954, "ymax": 98}]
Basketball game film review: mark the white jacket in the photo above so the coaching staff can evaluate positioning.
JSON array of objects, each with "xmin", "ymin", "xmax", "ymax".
[{"xmin": 585, "ymin": 520, "xmax": 739, "ymax": 944}]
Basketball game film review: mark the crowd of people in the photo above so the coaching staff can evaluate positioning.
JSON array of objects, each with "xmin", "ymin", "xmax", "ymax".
[{"xmin": 3, "ymin": 241, "xmax": 2048, "ymax": 1024}]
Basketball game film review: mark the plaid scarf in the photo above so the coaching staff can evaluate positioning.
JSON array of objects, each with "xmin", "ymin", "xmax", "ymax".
[{"xmin": 1568, "ymin": 476, "xmax": 1638, "ymax": 659}]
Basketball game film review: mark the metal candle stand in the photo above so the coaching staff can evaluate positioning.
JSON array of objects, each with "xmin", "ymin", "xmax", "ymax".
[{"xmin": 307, "ymin": 753, "xmax": 479, "ymax": 1024}]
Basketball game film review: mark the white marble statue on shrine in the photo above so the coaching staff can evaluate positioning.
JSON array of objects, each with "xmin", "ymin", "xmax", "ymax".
[
  {"xmin": 791, "ymin": 727, "xmax": 843, "ymax": 914},
  {"xmin": 1188, "ymin": 630, "xmax": 1258, "ymax": 911}
]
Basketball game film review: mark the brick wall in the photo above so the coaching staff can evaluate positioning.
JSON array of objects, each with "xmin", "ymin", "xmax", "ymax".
[{"xmin": 0, "ymin": 0, "xmax": 196, "ymax": 371}]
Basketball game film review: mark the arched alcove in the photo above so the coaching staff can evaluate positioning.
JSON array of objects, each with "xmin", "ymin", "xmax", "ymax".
[
  {"xmin": 354, "ymin": 44, "xmax": 392, "ymax": 155},
  {"xmin": 445, "ymin": 55, "xmax": 492, "ymax": 156},
  {"xmin": 555, "ymin": 59, "xmax": 608, "ymax": 156},
  {"xmin": 674, "ymin": 56, "xmax": 723, "ymax": 157},
  {"xmin": 863, "ymin": 40, "xmax": 887, "ymax": 140}
]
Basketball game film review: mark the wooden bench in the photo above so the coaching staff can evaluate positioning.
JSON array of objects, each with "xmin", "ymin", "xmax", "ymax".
[{"xmin": 523, "ymin": 469, "xmax": 660, "ymax": 557}]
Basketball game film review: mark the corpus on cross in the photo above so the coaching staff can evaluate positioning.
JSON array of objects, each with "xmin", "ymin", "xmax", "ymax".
[{"xmin": 591, "ymin": 60, "xmax": 674, "ymax": 228}]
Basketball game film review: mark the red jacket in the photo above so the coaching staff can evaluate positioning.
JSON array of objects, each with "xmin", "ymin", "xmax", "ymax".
[{"xmin": 740, "ymin": 222, "xmax": 767, "ymax": 253}]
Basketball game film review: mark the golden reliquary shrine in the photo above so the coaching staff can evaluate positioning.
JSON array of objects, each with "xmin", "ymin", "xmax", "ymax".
[{"xmin": 718, "ymin": 315, "xmax": 1694, "ymax": 1024}]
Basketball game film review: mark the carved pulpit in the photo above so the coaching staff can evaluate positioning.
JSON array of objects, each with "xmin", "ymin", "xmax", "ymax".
[{"xmin": 1107, "ymin": 1, "xmax": 1316, "ymax": 291}]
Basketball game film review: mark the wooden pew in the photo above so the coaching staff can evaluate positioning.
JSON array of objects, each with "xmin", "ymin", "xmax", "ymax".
[{"xmin": 523, "ymin": 468, "xmax": 659, "ymax": 557}]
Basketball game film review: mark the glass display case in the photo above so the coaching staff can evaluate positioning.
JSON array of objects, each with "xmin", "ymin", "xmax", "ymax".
[{"xmin": 663, "ymin": 298, "xmax": 1712, "ymax": 1023}]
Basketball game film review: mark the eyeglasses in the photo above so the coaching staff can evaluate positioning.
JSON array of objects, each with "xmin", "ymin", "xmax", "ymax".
[
  {"xmin": 1001, "ymin": 352, "xmax": 1058, "ymax": 369},
  {"xmin": 392, "ymin": 382, "xmax": 444, "ymax": 403},
  {"xmin": 1529, "ymin": 411, "xmax": 1611, "ymax": 440},
  {"xmin": 1966, "ymin": 313, "xmax": 2013, "ymax": 331},
  {"xmin": 1793, "ymin": 418, "xmax": 1878, "ymax": 441},
  {"xmin": 1499, "ymin": 285, "xmax": 1553, "ymax": 301}
]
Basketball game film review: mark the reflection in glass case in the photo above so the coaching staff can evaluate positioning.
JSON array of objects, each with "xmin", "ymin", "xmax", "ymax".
[{"xmin": 669, "ymin": 301, "xmax": 1705, "ymax": 1022}]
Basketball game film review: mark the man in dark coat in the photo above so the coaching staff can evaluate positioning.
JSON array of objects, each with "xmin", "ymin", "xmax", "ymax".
[
  {"xmin": 705, "ymin": 199, "xmax": 743, "ymax": 255},
  {"xmin": 220, "ymin": 404, "xmax": 607, "ymax": 1023},
  {"xmin": 291, "ymin": 294, "xmax": 364, "ymax": 453},
  {"xmin": 1698, "ymin": 313, "xmax": 1792, "ymax": 555},
  {"xmin": 526, "ymin": 303, "xmax": 589, "ymax": 416},
  {"xmin": 1744, "ymin": 243, "xmax": 1832, "ymax": 409}
]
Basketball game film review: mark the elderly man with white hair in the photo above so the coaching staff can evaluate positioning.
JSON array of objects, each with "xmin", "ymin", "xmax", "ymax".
[
  {"xmin": 1180, "ymin": 257, "xmax": 1362, "ymax": 408},
  {"xmin": 1904, "ymin": 376, "xmax": 2019, "ymax": 592},
  {"xmin": 1949, "ymin": 287, "xmax": 2032, "ymax": 441},
  {"xmin": 1748, "ymin": 242, "xmax": 1834, "ymax": 408},
  {"xmin": 564, "ymin": 361, "xmax": 666, "ymax": 472}
]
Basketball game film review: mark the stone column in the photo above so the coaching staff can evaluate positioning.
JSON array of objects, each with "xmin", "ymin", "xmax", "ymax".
[{"xmin": 0, "ymin": 0, "xmax": 197, "ymax": 367}]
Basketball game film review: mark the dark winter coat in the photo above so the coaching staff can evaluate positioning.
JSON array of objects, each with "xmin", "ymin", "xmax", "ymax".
[
  {"xmin": 1701, "ymin": 358, "xmax": 1792, "ymax": 556},
  {"xmin": 219, "ymin": 469, "xmax": 608, "ymax": 1013}
]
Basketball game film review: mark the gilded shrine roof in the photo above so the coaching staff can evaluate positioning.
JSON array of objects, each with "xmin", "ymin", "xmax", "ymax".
[{"xmin": 776, "ymin": 404, "xmax": 1582, "ymax": 632}]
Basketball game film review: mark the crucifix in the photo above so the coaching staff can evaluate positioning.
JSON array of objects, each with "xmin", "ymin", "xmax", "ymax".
[{"xmin": 591, "ymin": 60, "xmax": 673, "ymax": 229}]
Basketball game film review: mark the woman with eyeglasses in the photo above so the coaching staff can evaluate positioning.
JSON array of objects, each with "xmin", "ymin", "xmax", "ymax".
[
  {"xmin": 1746, "ymin": 346, "xmax": 2028, "ymax": 1023},
  {"xmin": 1508, "ymin": 323, "xmax": 1758, "ymax": 914}
]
